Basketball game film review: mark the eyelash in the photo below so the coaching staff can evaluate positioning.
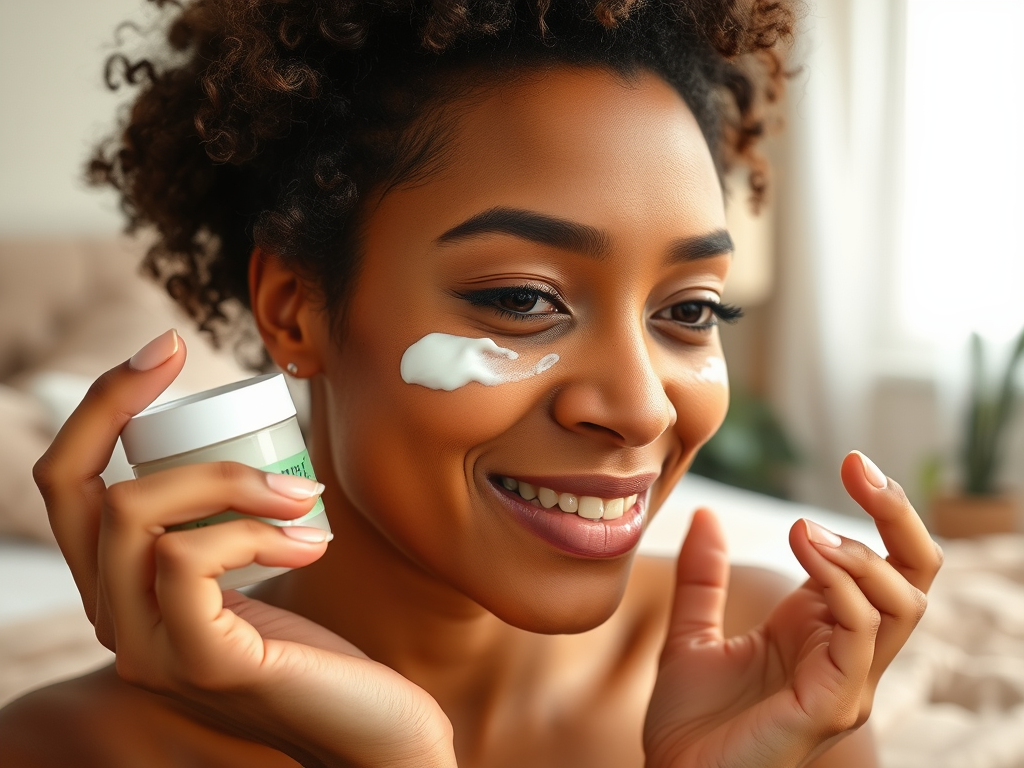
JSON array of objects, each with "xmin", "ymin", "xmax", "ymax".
[
  {"xmin": 457, "ymin": 285, "xmax": 745, "ymax": 330},
  {"xmin": 456, "ymin": 285, "xmax": 566, "ymax": 321},
  {"xmin": 675, "ymin": 300, "xmax": 745, "ymax": 330}
]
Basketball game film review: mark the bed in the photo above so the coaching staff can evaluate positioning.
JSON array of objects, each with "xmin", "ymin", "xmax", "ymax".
[{"xmin": 2, "ymin": 238, "xmax": 1023, "ymax": 767}]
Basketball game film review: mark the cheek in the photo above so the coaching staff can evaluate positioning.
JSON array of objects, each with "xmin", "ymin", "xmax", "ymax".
[
  {"xmin": 661, "ymin": 359, "xmax": 730, "ymax": 480},
  {"xmin": 321, "ymin": 326, "xmax": 550, "ymax": 553},
  {"xmin": 678, "ymin": 363, "xmax": 729, "ymax": 445}
]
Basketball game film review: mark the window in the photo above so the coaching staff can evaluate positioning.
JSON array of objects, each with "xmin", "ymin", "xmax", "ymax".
[{"xmin": 898, "ymin": 0, "xmax": 1024, "ymax": 345}]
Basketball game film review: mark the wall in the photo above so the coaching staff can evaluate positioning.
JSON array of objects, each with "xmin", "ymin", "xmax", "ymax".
[{"xmin": 0, "ymin": 0, "xmax": 148, "ymax": 236}]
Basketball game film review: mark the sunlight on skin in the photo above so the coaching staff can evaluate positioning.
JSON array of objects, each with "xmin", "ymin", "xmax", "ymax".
[{"xmin": 697, "ymin": 356, "xmax": 728, "ymax": 386}]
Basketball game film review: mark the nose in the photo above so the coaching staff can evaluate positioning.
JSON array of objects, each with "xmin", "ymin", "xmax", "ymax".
[{"xmin": 550, "ymin": 331, "xmax": 677, "ymax": 448}]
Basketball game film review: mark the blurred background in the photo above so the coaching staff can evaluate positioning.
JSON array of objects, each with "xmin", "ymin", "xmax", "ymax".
[
  {"xmin": 710, "ymin": 0, "xmax": 1024, "ymax": 528},
  {"xmin": 1, "ymin": 2, "xmax": 1023, "ymax": 764},
  {"xmin": 3, "ymin": 0, "xmax": 1022, "ymax": 521}
]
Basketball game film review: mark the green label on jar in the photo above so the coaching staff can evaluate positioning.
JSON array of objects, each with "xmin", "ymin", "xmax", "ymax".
[{"xmin": 169, "ymin": 448, "xmax": 325, "ymax": 531}]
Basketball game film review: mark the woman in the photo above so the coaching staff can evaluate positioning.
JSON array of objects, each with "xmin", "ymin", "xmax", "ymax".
[{"xmin": 0, "ymin": 0, "xmax": 941, "ymax": 765}]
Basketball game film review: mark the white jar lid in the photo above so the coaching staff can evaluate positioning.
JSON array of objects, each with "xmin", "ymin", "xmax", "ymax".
[{"xmin": 121, "ymin": 373, "xmax": 297, "ymax": 465}]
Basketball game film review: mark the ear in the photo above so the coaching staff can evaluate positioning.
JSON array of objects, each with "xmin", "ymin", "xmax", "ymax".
[{"xmin": 249, "ymin": 249, "xmax": 322, "ymax": 378}]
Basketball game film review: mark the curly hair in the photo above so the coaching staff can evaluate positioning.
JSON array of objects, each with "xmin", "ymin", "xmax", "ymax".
[{"xmin": 89, "ymin": 0, "xmax": 795, "ymax": 359}]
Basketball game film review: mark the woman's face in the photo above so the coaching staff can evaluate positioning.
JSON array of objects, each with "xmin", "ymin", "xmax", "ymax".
[{"xmin": 315, "ymin": 66, "xmax": 731, "ymax": 633}]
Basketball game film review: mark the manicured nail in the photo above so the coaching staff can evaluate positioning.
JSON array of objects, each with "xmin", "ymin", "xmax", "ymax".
[
  {"xmin": 804, "ymin": 519, "xmax": 842, "ymax": 548},
  {"xmin": 129, "ymin": 329, "xmax": 179, "ymax": 371},
  {"xmin": 280, "ymin": 526, "xmax": 333, "ymax": 544},
  {"xmin": 265, "ymin": 472, "xmax": 325, "ymax": 500},
  {"xmin": 853, "ymin": 450, "xmax": 888, "ymax": 489}
]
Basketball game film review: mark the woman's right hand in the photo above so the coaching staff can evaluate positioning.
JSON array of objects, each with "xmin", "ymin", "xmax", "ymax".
[{"xmin": 33, "ymin": 330, "xmax": 456, "ymax": 768}]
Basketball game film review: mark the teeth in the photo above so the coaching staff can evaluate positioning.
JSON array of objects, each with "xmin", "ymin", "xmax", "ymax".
[
  {"xmin": 537, "ymin": 487, "xmax": 559, "ymax": 508},
  {"xmin": 602, "ymin": 497, "xmax": 624, "ymax": 520},
  {"xmin": 518, "ymin": 481, "xmax": 538, "ymax": 500},
  {"xmin": 578, "ymin": 496, "xmax": 604, "ymax": 519},
  {"xmin": 499, "ymin": 476, "xmax": 641, "ymax": 521}
]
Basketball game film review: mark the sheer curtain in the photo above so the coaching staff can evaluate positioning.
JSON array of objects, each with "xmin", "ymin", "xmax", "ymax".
[
  {"xmin": 768, "ymin": 0, "xmax": 907, "ymax": 513},
  {"xmin": 898, "ymin": 1, "xmax": 1024, "ymax": 346}
]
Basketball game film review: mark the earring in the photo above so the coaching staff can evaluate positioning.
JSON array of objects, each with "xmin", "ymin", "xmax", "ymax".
[{"xmin": 286, "ymin": 362, "xmax": 299, "ymax": 376}]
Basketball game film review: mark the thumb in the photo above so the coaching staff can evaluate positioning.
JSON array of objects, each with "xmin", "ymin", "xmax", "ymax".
[{"xmin": 667, "ymin": 507, "xmax": 730, "ymax": 646}]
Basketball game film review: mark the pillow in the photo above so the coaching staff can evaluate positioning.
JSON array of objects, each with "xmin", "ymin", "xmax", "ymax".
[
  {"xmin": 0, "ymin": 240, "xmax": 92, "ymax": 381},
  {"xmin": 0, "ymin": 237, "xmax": 256, "ymax": 545}
]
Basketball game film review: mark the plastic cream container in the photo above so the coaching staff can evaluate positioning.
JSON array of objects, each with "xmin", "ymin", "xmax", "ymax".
[{"xmin": 120, "ymin": 373, "xmax": 330, "ymax": 589}]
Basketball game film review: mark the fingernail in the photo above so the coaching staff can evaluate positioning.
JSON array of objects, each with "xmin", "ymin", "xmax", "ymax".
[
  {"xmin": 265, "ymin": 472, "xmax": 325, "ymax": 500},
  {"xmin": 129, "ymin": 329, "xmax": 179, "ymax": 371},
  {"xmin": 804, "ymin": 519, "xmax": 842, "ymax": 548},
  {"xmin": 853, "ymin": 450, "xmax": 888, "ymax": 489},
  {"xmin": 280, "ymin": 526, "xmax": 333, "ymax": 544}
]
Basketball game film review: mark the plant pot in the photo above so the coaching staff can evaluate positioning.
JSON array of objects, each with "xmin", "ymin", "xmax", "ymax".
[{"xmin": 929, "ymin": 494, "xmax": 1019, "ymax": 539}]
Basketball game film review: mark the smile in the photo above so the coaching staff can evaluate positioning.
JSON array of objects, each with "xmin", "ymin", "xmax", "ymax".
[
  {"xmin": 498, "ymin": 476, "xmax": 638, "ymax": 521},
  {"xmin": 488, "ymin": 472, "xmax": 658, "ymax": 558}
]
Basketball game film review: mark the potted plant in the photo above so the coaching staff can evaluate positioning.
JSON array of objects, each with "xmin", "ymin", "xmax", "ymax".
[{"xmin": 928, "ymin": 325, "xmax": 1024, "ymax": 538}]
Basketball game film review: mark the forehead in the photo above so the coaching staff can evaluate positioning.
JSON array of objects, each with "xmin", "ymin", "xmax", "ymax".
[
  {"xmin": 440, "ymin": 66, "xmax": 721, "ymax": 224},
  {"xmin": 363, "ymin": 65, "xmax": 726, "ymax": 257}
]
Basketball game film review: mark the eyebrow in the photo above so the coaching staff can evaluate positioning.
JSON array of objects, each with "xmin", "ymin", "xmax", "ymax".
[
  {"xmin": 436, "ymin": 206, "xmax": 733, "ymax": 263},
  {"xmin": 437, "ymin": 207, "xmax": 609, "ymax": 258},
  {"xmin": 667, "ymin": 229, "xmax": 734, "ymax": 263}
]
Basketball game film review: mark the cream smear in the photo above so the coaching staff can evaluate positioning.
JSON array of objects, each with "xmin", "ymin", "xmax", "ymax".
[
  {"xmin": 401, "ymin": 333, "xmax": 559, "ymax": 391},
  {"xmin": 698, "ymin": 356, "xmax": 728, "ymax": 386}
]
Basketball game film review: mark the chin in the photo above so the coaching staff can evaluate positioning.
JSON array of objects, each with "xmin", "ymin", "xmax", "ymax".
[{"xmin": 470, "ymin": 556, "xmax": 636, "ymax": 635}]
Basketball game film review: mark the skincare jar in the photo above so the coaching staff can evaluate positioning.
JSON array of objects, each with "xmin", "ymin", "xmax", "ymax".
[{"xmin": 120, "ymin": 373, "xmax": 330, "ymax": 589}]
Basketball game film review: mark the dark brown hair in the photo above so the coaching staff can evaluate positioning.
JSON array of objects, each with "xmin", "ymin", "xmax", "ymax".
[{"xmin": 90, "ymin": 0, "xmax": 794, "ymax": 358}]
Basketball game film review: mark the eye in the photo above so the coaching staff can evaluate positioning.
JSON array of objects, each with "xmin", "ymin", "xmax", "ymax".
[
  {"xmin": 653, "ymin": 299, "xmax": 743, "ymax": 331},
  {"xmin": 497, "ymin": 288, "xmax": 548, "ymax": 314},
  {"xmin": 457, "ymin": 285, "xmax": 565, "ymax": 320},
  {"xmin": 668, "ymin": 301, "xmax": 716, "ymax": 326}
]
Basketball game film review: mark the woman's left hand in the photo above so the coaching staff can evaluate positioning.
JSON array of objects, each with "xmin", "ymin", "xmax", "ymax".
[{"xmin": 643, "ymin": 450, "xmax": 943, "ymax": 768}]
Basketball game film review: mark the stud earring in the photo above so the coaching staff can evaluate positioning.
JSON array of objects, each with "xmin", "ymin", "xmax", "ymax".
[{"xmin": 286, "ymin": 362, "xmax": 299, "ymax": 376}]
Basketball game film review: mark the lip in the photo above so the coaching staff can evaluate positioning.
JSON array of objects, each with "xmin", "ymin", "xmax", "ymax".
[
  {"xmin": 489, "ymin": 480, "xmax": 649, "ymax": 559},
  {"xmin": 499, "ymin": 472, "xmax": 659, "ymax": 499}
]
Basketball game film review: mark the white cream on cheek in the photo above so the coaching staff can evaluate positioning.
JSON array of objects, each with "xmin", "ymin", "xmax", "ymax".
[
  {"xmin": 401, "ymin": 333, "xmax": 559, "ymax": 391},
  {"xmin": 698, "ymin": 356, "xmax": 728, "ymax": 386}
]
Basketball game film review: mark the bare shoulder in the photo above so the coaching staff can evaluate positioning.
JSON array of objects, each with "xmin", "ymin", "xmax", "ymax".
[
  {"xmin": 0, "ymin": 666, "xmax": 128, "ymax": 767},
  {"xmin": 0, "ymin": 665, "xmax": 297, "ymax": 768},
  {"xmin": 627, "ymin": 555, "xmax": 797, "ymax": 637}
]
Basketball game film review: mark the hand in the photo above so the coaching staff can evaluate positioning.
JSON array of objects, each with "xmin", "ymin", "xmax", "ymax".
[
  {"xmin": 643, "ymin": 451, "xmax": 942, "ymax": 768},
  {"xmin": 33, "ymin": 330, "xmax": 456, "ymax": 768}
]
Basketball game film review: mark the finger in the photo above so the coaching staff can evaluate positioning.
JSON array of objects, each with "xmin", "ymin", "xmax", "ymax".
[
  {"xmin": 841, "ymin": 451, "xmax": 944, "ymax": 592},
  {"xmin": 152, "ymin": 520, "xmax": 330, "ymax": 675},
  {"xmin": 666, "ymin": 508, "xmax": 730, "ymax": 647},
  {"xmin": 799, "ymin": 521, "xmax": 927, "ymax": 675},
  {"xmin": 109, "ymin": 461, "xmax": 325, "ymax": 531},
  {"xmin": 789, "ymin": 520, "xmax": 879, "ymax": 685},
  {"xmin": 33, "ymin": 330, "xmax": 185, "ymax": 615},
  {"xmin": 99, "ymin": 463, "xmax": 324, "ymax": 643}
]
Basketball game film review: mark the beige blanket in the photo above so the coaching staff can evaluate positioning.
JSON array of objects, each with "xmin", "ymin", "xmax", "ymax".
[{"xmin": 873, "ymin": 534, "xmax": 1024, "ymax": 768}]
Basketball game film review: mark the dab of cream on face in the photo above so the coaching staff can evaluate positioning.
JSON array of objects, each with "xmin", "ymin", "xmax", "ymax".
[
  {"xmin": 698, "ymin": 356, "xmax": 728, "ymax": 386},
  {"xmin": 401, "ymin": 333, "xmax": 559, "ymax": 391}
]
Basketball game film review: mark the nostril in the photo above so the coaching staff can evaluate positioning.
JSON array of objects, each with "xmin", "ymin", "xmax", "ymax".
[{"xmin": 580, "ymin": 421, "xmax": 625, "ymax": 441}]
